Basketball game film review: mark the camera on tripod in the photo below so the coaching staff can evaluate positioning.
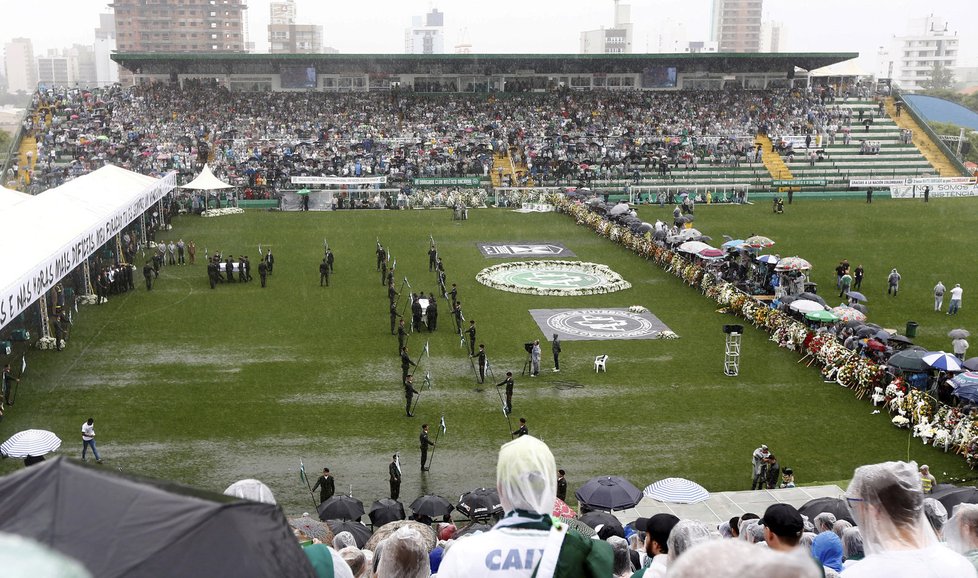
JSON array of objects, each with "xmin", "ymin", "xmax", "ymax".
[{"xmin": 523, "ymin": 342, "xmax": 534, "ymax": 353}]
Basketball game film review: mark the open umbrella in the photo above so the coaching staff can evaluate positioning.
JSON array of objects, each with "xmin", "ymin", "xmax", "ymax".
[
  {"xmin": 364, "ymin": 520, "xmax": 437, "ymax": 552},
  {"xmin": 774, "ymin": 256, "xmax": 812, "ymax": 272},
  {"xmin": 953, "ymin": 384, "xmax": 978, "ymax": 404},
  {"xmin": 757, "ymin": 255, "xmax": 780, "ymax": 265},
  {"xmin": 643, "ymin": 478, "xmax": 710, "ymax": 504},
  {"xmin": 317, "ymin": 495, "xmax": 365, "ymax": 521},
  {"xmin": 964, "ymin": 358, "xmax": 978, "ymax": 372},
  {"xmin": 456, "ymin": 487, "xmax": 503, "ymax": 520},
  {"xmin": 678, "ymin": 241, "xmax": 711, "ymax": 254},
  {"xmin": 553, "ymin": 497, "xmax": 577, "ymax": 518},
  {"xmin": 579, "ymin": 511, "xmax": 625, "ymax": 538},
  {"xmin": 797, "ymin": 292, "xmax": 827, "ymax": 307},
  {"xmin": 698, "ymin": 248, "xmax": 725, "ymax": 259},
  {"xmin": 923, "ymin": 352, "xmax": 963, "ymax": 372},
  {"xmin": 410, "ymin": 494, "xmax": 454, "ymax": 519},
  {"xmin": 0, "ymin": 430, "xmax": 61, "ymax": 459},
  {"xmin": 369, "ymin": 498, "xmax": 406, "ymax": 527},
  {"xmin": 575, "ymin": 476, "xmax": 643, "ymax": 511},
  {"xmin": 288, "ymin": 515, "xmax": 335, "ymax": 543},
  {"xmin": 845, "ymin": 291, "xmax": 868, "ymax": 303},
  {"xmin": 806, "ymin": 310, "xmax": 840, "ymax": 323},
  {"xmin": 743, "ymin": 235, "xmax": 775, "ymax": 248},
  {"xmin": 887, "ymin": 334, "xmax": 914, "ymax": 346},
  {"xmin": 949, "ymin": 329, "xmax": 971, "ymax": 339},
  {"xmin": 931, "ymin": 486, "xmax": 978, "ymax": 514},
  {"xmin": 950, "ymin": 372, "xmax": 978, "ymax": 390},
  {"xmin": 722, "ymin": 239, "xmax": 745, "ymax": 251},
  {"xmin": 324, "ymin": 520, "xmax": 372, "ymax": 548},
  {"xmin": 296, "ymin": 188, "xmax": 311, "ymax": 195},
  {"xmin": 223, "ymin": 479, "xmax": 276, "ymax": 504},
  {"xmin": 831, "ymin": 306, "xmax": 866, "ymax": 323},
  {"xmin": 789, "ymin": 299, "xmax": 826, "ymax": 314},
  {"xmin": 887, "ymin": 349, "xmax": 931, "ymax": 372},
  {"xmin": 864, "ymin": 339, "xmax": 887, "ymax": 352},
  {"xmin": 855, "ymin": 326, "xmax": 882, "ymax": 338},
  {"xmin": 454, "ymin": 523, "xmax": 493, "ymax": 538},
  {"xmin": 797, "ymin": 497, "xmax": 855, "ymax": 525},
  {"xmin": 608, "ymin": 203, "xmax": 630, "ymax": 216},
  {"xmin": 852, "ymin": 303, "xmax": 869, "ymax": 314}
]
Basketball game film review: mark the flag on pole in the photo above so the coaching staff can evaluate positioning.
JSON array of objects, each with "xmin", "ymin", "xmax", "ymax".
[
  {"xmin": 404, "ymin": 277, "xmax": 412, "ymax": 289},
  {"xmin": 73, "ymin": 300, "xmax": 78, "ymax": 314},
  {"xmin": 440, "ymin": 415, "xmax": 447, "ymax": 434},
  {"xmin": 424, "ymin": 341, "xmax": 430, "ymax": 356},
  {"xmin": 394, "ymin": 454, "xmax": 402, "ymax": 476},
  {"xmin": 299, "ymin": 459, "xmax": 308, "ymax": 486},
  {"xmin": 323, "ymin": 238, "xmax": 328, "ymax": 249},
  {"xmin": 21, "ymin": 355, "xmax": 26, "ymax": 375},
  {"xmin": 392, "ymin": 258, "xmax": 397, "ymax": 271},
  {"xmin": 258, "ymin": 244, "xmax": 263, "ymax": 256}
]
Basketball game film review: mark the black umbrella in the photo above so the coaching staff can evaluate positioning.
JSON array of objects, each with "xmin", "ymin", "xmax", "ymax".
[
  {"xmin": 964, "ymin": 357, "xmax": 978, "ymax": 372},
  {"xmin": 456, "ymin": 488, "xmax": 503, "ymax": 520},
  {"xmin": 852, "ymin": 304, "xmax": 869, "ymax": 314},
  {"xmin": 409, "ymin": 494, "xmax": 454, "ymax": 519},
  {"xmin": 931, "ymin": 486, "xmax": 978, "ymax": 514},
  {"xmin": 575, "ymin": 476, "xmax": 643, "ymax": 511},
  {"xmin": 559, "ymin": 516, "xmax": 597, "ymax": 538},
  {"xmin": 780, "ymin": 295, "xmax": 798, "ymax": 305},
  {"xmin": 317, "ymin": 495, "xmax": 365, "ymax": 521},
  {"xmin": 887, "ymin": 349, "xmax": 931, "ymax": 372},
  {"xmin": 324, "ymin": 520, "xmax": 373, "ymax": 548},
  {"xmin": 844, "ymin": 319, "xmax": 864, "ymax": 330},
  {"xmin": 636, "ymin": 223, "xmax": 654, "ymax": 234},
  {"xmin": 454, "ymin": 523, "xmax": 493, "ymax": 538},
  {"xmin": 579, "ymin": 510, "xmax": 624, "ymax": 538},
  {"xmin": 887, "ymin": 334, "xmax": 914, "ymax": 345},
  {"xmin": 856, "ymin": 326, "xmax": 881, "ymax": 338},
  {"xmin": 797, "ymin": 496, "xmax": 855, "ymax": 525},
  {"xmin": 369, "ymin": 498, "xmax": 406, "ymax": 527}
]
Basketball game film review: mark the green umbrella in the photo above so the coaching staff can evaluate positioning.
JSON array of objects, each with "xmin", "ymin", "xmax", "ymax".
[
  {"xmin": 805, "ymin": 310, "xmax": 840, "ymax": 323},
  {"xmin": 296, "ymin": 188, "xmax": 311, "ymax": 195}
]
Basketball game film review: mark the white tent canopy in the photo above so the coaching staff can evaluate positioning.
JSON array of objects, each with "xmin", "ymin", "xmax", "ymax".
[
  {"xmin": 809, "ymin": 59, "xmax": 867, "ymax": 78},
  {"xmin": 0, "ymin": 186, "xmax": 33, "ymax": 211},
  {"xmin": 0, "ymin": 165, "xmax": 176, "ymax": 328},
  {"xmin": 179, "ymin": 164, "xmax": 232, "ymax": 190}
]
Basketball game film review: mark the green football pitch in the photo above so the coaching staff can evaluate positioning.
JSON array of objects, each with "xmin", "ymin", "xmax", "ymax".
[{"xmin": 3, "ymin": 196, "xmax": 976, "ymax": 515}]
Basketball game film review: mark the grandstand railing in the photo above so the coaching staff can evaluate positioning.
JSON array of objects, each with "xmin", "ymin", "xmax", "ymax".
[{"xmin": 1, "ymin": 109, "xmax": 28, "ymax": 185}]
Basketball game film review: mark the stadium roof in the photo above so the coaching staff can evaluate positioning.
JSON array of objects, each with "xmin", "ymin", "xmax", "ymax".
[{"xmin": 112, "ymin": 52, "xmax": 858, "ymax": 76}]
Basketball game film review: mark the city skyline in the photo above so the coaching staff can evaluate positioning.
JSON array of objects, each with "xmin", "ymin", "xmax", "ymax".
[{"xmin": 2, "ymin": 0, "xmax": 976, "ymax": 77}]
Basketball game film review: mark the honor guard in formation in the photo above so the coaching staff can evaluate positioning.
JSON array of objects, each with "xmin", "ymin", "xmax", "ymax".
[
  {"xmin": 426, "ymin": 293, "xmax": 437, "ymax": 331},
  {"xmin": 419, "ymin": 424, "xmax": 435, "ymax": 470}
]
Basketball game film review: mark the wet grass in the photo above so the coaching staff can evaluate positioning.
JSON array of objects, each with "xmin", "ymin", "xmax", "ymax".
[{"xmin": 3, "ymin": 199, "xmax": 976, "ymax": 515}]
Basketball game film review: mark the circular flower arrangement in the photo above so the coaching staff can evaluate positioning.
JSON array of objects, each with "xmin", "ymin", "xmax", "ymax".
[{"xmin": 476, "ymin": 260, "xmax": 631, "ymax": 296}]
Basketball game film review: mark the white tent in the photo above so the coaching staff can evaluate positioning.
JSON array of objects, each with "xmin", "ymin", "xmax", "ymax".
[
  {"xmin": 179, "ymin": 164, "xmax": 232, "ymax": 190},
  {"xmin": 0, "ymin": 165, "xmax": 176, "ymax": 327},
  {"xmin": 0, "ymin": 186, "xmax": 33, "ymax": 211},
  {"xmin": 809, "ymin": 59, "xmax": 867, "ymax": 78}
]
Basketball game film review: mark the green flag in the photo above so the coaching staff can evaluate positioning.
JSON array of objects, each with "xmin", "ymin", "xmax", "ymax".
[{"xmin": 299, "ymin": 459, "xmax": 308, "ymax": 486}]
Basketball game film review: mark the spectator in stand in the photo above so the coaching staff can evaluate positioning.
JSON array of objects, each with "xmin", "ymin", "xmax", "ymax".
[
  {"xmin": 374, "ymin": 526, "xmax": 429, "ymax": 578},
  {"xmin": 842, "ymin": 460, "xmax": 977, "ymax": 577},
  {"xmin": 842, "ymin": 527, "xmax": 865, "ymax": 569},
  {"xmin": 945, "ymin": 503, "xmax": 978, "ymax": 571},
  {"xmin": 812, "ymin": 531, "xmax": 845, "ymax": 576},
  {"xmin": 667, "ymin": 520, "xmax": 716, "ymax": 565},
  {"xmin": 814, "ymin": 513, "xmax": 837, "ymax": 534},
  {"xmin": 630, "ymin": 513, "xmax": 680, "ymax": 577},
  {"xmin": 924, "ymin": 498, "xmax": 948, "ymax": 539},
  {"xmin": 607, "ymin": 536, "xmax": 634, "ymax": 578},
  {"xmin": 668, "ymin": 539, "xmax": 820, "ymax": 578}
]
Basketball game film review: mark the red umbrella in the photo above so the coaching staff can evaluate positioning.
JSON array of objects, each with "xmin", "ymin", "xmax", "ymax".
[
  {"xmin": 865, "ymin": 339, "xmax": 887, "ymax": 352},
  {"xmin": 552, "ymin": 497, "xmax": 577, "ymax": 519}
]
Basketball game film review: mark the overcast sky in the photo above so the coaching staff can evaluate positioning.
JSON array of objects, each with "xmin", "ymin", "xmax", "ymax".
[{"xmin": 3, "ymin": 0, "xmax": 975, "ymax": 75}]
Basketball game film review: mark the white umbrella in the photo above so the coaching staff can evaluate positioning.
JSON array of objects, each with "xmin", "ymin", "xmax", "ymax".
[
  {"xmin": 789, "ymin": 299, "xmax": 826, "ymax": 314},
  {"xmin": 608, "ymin": 203, "xmax": 630, "ymax": 216},
  {"xmin": 678, "ymin": 241, "xmax": 711, "ymax": 254},
  {"xmin": 223, "ymin": 479, "xmax": 277, "ymax": 504},
  {"xmin": 643, "ymin": 478, "xmax": 710, "ymax": 504},
  {"xmin": 0, "ymin": 429, "xmax": 62, "ymax": 458}
]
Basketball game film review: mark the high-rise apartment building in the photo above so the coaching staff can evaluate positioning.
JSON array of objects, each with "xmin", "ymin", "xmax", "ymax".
[
  {"xmin": 885, "ymin": 14, "xmax": 959, "ymax": 92},
  {"xmin": 711, "ymin": 0, "xmax": 763, "ymax": 53},
  {"xmin": 268, "ymin": 0, "xmax": 323, "ymax": 54},
  {"xmin": 580, "ymin": 0, "xmax": 633, "ymax": 55},
  {"xmin": 405, "ymin": 9, "xmax": 444, "ymax": 55},
  {"xmin": 111, "ymin": 0, "xmax": 248, "ymax": 53},
  {"xmin": 95, "ymin": 13, "xmax": 120, "ymax": 85},
  {"xmin": 4, "ymin": 38, "xmax": 37, "ymax": 93}
]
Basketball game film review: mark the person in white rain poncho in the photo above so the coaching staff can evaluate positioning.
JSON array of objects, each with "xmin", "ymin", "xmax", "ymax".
[
  {"xmin": 840, "ymin": 461, "xmax": 977, "ymax": 577},
  {"xmin": 437, "ymin": 436, "xmax": 612, "ymax": 578}
]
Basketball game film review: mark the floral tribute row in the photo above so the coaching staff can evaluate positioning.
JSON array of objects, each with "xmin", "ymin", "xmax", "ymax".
[{"xmin": 552, "ymin": 195, "xmax": 978, "ymax": 469}]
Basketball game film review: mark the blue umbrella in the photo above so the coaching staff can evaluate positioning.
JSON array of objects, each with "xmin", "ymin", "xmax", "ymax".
[
  {"xmin": 722, "ymin": 239, "xmax": 745, "ymax": 251},
  {"xmin": 845, "ymin": 291, "xmax": 868, "ymax": 303},
  {"xmin": 953, "ymin": 384, "xmax": 978, "ymax": 404},
  {"xmin": 923, "ymin": 351, "xmax": 963, "ymax": 372}
]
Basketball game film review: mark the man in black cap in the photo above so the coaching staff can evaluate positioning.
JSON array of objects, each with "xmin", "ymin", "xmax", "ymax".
[
  {"xmin": 760, "ymin": 503, "xmax": 804, "ymax": 552},
  {"xmin": 632, "ymin": 513, "xmax": 680, "ymax": 577},
  {"xmin": 311, "ymin": 467, "xmax": 335, "ymax": 505},
  {"xmin": 512, "ymin": 417, "xmax": 528, "ymax": 438}
]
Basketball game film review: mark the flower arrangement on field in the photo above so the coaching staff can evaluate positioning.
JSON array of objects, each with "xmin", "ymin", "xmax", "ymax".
[
  {"xmin": 36, "ymin": 336, "xmax": 59, "ymax": 350},
  {"xmin": 476, "ymin": 260, "xmax": 631, "ymax": 296},
  {"xmin": 628, "ymin": 305, "xmax": 649, "ymax": 313},
  {"xmin": 201, "ymin": 207, "xmax": 244, "ymax": 218}
]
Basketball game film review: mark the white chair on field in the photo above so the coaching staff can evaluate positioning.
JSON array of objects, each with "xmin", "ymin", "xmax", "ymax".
[{"xmin": 594, "ymin": 355, "xmax": 608, "ymax": 373}]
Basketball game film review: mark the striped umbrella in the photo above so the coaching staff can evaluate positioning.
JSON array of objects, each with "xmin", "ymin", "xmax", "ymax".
[
  {"xmin": 923, "ymin": 352, "xmax": 963, "ymax": 372},
  {"xmin": 950, "ymin": 372, "xmax": 978, "ymax": 390},
  {"xmin": 831, "ymin": 306, "xmax": 866, "ymax": 323},
  {"xmin": 757, "ymin": 254, "xmax": 780, "ymax": 265},
  {"xmin": 643, "ymin": 478, "xmax": 710, "ymax": 504},
  {"xmin": 0, "ymin": 429, "xmax": 62, "ymax": 458}
]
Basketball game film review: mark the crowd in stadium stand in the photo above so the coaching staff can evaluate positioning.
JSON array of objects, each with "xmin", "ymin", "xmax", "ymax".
[
  {"xmin": 12, "ymin": 82, "xmax": 868, "ymax": 196},
  {"xmin": 285, "ymin": 436, "xmax": 978, "ymax": 577}
]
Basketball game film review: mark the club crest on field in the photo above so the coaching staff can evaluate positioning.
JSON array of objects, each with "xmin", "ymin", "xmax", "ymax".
[{"xmin": 530, "ymin": 308, "xmax": 676, "ymax": 341}]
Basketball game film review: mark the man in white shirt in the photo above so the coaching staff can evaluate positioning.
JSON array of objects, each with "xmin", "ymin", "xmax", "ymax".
[
  {"xmin": 81, "ymin": 417, "xmax": 103, "ymax": 464},
  {"xmin": 949, "ymin": 284, "xmax": 964, "ymax": 315}
]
